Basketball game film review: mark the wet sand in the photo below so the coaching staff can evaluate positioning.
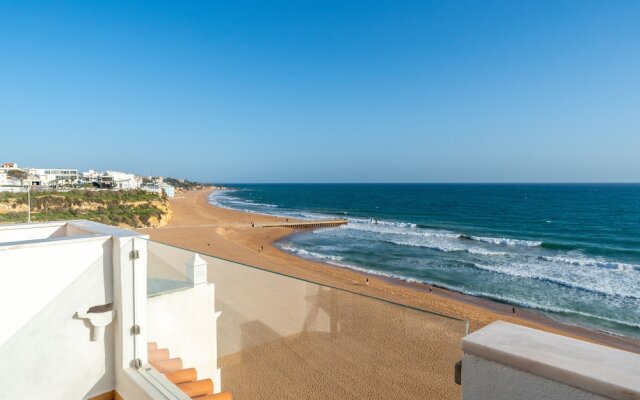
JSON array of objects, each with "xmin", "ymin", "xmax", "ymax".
[{"xmin": 140, "ymin": 188, "xmax": 640, "ymax": 354}]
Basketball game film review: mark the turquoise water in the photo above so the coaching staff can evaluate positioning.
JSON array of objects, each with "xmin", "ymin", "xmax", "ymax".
[{"xmin": 210, "ymin": 184, "xmax": 640, "ymax": 338}]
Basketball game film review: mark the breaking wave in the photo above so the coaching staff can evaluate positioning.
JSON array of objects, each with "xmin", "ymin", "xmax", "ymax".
[
  {"xmin": 469, "ymin": 236, "xmax": 542, "ymax": 247},
  {"xmin": 277, "ymin": 242, "xmax": 344, "ymax": 262},
  {"xmin": 539, "ymin": 255, "xmax": 640, "ymax": 272},
  {"xmin": 468, "ymin": 262, "xmax": 639, "ymax": 300}
]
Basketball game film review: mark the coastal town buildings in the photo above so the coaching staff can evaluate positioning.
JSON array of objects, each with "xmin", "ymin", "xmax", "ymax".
[
  {"xmin": 0, "ymin": 163, "xmax": 27, "ymax": 192},
  {"xmin": 141, "ymin": 183, "xmax": 176, "ymax": 198},
  {"xmin": 159, "ymin": 182, "xmax": 175, "ymax": 198},
  {"xmin": 96, "ymin": 171, "xmax": 141, "ymax": 190},
  {"xmin": 0, "ymin": 171, "xmax": 20, "ymax": 192},
  {"xmin": 0, "ymin": 162, "xmax": 152, "ymax": 192},
  {"xmin": 80, "ymin": 169, "xmax": 101, "ymax": 184},
  {"xmin": 27, "ymin": 168, "xmax": 79, "ymax": 187},
  {"xmin": 0, "ymin": 163, "xmax": 79, "ymax": 188}
]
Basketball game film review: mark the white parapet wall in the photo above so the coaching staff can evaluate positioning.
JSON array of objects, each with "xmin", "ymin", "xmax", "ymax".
[
  {"xmin": 145, "ymin": 251, "xmax": 222, "ymax": 393},
  {"xmin": 0, "ymin": 221, "xmax": 169, "ymax": 400},
  {"xmin": 461, "ymin": 321, "xmax": 640, "ymax": 400},
  {"xmin": 0, "ymin": 223, "xmax": 115, "ymax": 399},
  {"xmin": 147, "ymin": 283, "xmax": 222, "ymax": 392}
]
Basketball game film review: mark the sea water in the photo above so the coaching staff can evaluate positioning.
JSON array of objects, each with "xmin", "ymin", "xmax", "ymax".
[{"xmin": 209, "ymin": 184, "xmax": 640, "ymax": 338}]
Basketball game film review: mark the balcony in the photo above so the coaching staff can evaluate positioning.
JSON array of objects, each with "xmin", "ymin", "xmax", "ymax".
[{"xmin": 0, "ymin": 220, "xmax": 638, "ymax": 400}]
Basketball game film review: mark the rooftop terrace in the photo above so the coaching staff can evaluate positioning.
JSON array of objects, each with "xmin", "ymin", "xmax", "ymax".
[{"xmin": 0, "ymin": 220, "xmax": 638, "ymax": 400}]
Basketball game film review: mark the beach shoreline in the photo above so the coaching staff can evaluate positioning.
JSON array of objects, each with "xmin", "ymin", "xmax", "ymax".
[{"xmin": 140, "ymin": 188, "xmax": 640, "ymax": 354}]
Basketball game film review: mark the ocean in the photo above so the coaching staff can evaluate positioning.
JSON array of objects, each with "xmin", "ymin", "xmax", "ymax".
[{"xmin": 209, "ymin": 184, "xmax": 640, "ymax": 338}]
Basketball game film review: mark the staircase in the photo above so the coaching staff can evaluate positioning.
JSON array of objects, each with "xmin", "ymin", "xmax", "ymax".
[{"xmin": 148, "ymin": 342, "xmax": 232, "ymax": 400}]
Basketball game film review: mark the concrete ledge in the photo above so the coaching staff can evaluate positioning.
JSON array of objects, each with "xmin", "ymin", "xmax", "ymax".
[
  {"xmin": 68, "ymin": 220, "xmax": 148, "ymax": 238},
  {"xmin": 0, "ymin": 221, "xmax": 65, "ymax": 231},
  {"xmin": 461, "ymin": 321, "xmax": 640, "ymax": 400},
  {"xmin": 0, "ymin": 233, "xmax": 109, "ymax": 251}
]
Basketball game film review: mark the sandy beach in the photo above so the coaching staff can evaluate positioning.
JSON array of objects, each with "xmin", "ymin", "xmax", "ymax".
[{"xmin": 140, "ymin": 188, "xmax": 640, "ymax": 354}]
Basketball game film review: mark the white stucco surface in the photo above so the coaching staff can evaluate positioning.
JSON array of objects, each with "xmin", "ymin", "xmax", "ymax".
[
  {"xmin": 0, "ymin": 221, "xmax": 67, "ymax": 243},
  {"xmin": 462, "ymin": 321, "xmax": 640, "ymax": 400},
  {"xmin": 462, "ymin": 354, "xmax": 609, "ymax": 400},
  {"xmin": 0, "ymin": 233, "xmax": 115, "ymax": 399},
  {"xmin": 147, "ymin": 284, "xmax": 222, "ymax": 392},
  {"xmin": 0, "ymin": 221, "xmax": 158, "ymax": 400}
]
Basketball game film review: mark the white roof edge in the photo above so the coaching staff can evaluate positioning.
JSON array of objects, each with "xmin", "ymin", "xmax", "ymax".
[
  {"xmin": 0, "ymin": 233, "xmax": 111, "ymax": 251},
  {"xmin": 462, "ymin": 321, "xmax": 640, "ymax": 400},
  {"xmin": 0, "ymin": 221, "xmax": 66, "ymax": 231},
  {"xmin": 0, "ymin": 220, "xmax": 148, "ymax": 239},
  {"xmin": 66, "ymin": 220, "xmax": 148, "ymax": 238}
]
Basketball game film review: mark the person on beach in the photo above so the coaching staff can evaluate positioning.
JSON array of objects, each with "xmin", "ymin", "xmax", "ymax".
[
  {"xmin": 512, "ymin": 307, "xmax": 517, "ymax": 315},
  {"xmin": 366, "ymin": 278, "xmax": 369, "ymax": 285}
]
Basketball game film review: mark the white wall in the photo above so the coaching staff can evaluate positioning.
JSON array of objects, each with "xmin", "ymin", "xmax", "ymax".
[
  {"xmin": 147, "ymin": 284, "xmax": 221, "ymax": 392},
  {"xmin": 462, "ymin": 354, "xmax": 608, "ymax": 400},
  {"xmin": 0, "ymin": 222, "xmax": 67, "ymax": 244},
  {"xmin": 0, "ymin": 236, "xmax": 116, "ymax": 399}
]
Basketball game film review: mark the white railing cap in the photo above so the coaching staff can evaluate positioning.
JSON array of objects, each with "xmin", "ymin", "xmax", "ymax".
[{"xmin": 462, "ymin": 321, "xmax": 640, "ymax": 400}]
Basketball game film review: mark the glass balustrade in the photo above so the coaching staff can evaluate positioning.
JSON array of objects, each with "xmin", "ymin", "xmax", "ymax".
[{"xmin": 141, "ymin": 239, "xmax": 467, "ymax": 400}]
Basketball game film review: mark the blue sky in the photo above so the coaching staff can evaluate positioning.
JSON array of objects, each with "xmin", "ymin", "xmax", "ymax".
[{"xmin": 1, "ymin": 1, "xmax": 639, "ymax": 183}]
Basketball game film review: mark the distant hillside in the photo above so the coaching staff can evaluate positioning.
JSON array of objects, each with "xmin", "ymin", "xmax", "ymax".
[
  {"xmin": 0, "ymin": 189, "xmax": 172, "ymax": 228},
  {"xmin": 163, "ymin": 177, "xmax": 214, "ymax": 192}
]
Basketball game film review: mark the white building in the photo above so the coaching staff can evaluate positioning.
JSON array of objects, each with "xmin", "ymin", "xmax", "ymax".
[
  {"xmin": 0, "ymin": 163, "xmax": 26, "ymax": 191},
  {"xmin": 28, "ymin": 168, "xmax": 79, "ymax": 187},
  {"xmin": 141, "ymin": 185, "xmax": 162, "ymax": 195},
  {"xmin": 98, "ymin": 171, "xmax": 140, "ymax": 190},
  {"xmin": 0, "ymin": 171, "xmax": 22, "ymax": 192},
  {"xmin": 141, "ymin": 182, "xmax": 175, "ymax": 198},
  {"xmin": 0, "ymin": 171, "xmax": 14, "ymax": 186},
  {"xmin": 80, "ymin": 169, "xmax": 101, "ymax": 185},
  {"xmin": 159, "ymin": 182, "xmax": 175, "ymax": 198}
]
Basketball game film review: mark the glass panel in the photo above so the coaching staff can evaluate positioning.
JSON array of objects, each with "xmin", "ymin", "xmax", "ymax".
[
  {"xmin": 147, "ymin": 240, "xmax": 192, "ymax": 296},
  {"xmin": 144, "ymin": 239, "xmax": 467, "ymax": 400}
]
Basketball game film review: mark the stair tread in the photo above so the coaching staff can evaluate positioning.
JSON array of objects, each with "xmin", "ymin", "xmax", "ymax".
[
  {"xmin": 192, "ymin": 392, "xmax": 233, "ymax": 400},
  {"xmin": 165, "ymin": 368, "xmax": 197, "ymax": 384},
  {"xmin": 150, "ymin": 357, "xmax": 183, "ymax": 373},
  {"xmin": 148, "ymin": 348, "xmax": 170, "ymax": 362},
  {"xmin": 177, "ymin": 379, "xmax": 214, "ymax": 397}
]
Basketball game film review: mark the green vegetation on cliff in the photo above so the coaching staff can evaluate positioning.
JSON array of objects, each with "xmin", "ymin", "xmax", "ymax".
[
  {"xmin": 0, "ymin": 189, "xmax": 170, "ymax": 228},
  {"xmin": 163, "ymin": 177, "xmax": 212, "ymax": 191}
]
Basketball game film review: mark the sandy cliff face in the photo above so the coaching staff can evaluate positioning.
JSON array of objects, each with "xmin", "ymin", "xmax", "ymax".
[
  {"xmin": 0, "ymin": 201, "xmax": 28, "ymax": 214},
  {"xmin": 145, "ymin": 200, "xmax": 173, "ymax": 228}
]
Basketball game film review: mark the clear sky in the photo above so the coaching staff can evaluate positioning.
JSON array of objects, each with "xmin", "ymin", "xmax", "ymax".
[{"xmin": 1, "ymin": 1, "xmax": 639, "ymax": 183}]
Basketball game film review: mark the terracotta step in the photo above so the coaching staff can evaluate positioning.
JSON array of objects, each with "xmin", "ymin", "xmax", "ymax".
[
  {"xmin": 165, "ymin": 368, "xmax": 197, "ymax": 384},
  {"xmin": 177, "ymin": 379, "xmax": 214, "ymax": 397},
  {"xmin": 147, "ymin": 342, "xmax": 158, "ymax": 351},
  {"xmin": 150, "ymin": 357, "xmax": 183, "ymax": 373},
  {"xmin": 148, "ymin": 348, "xmax": 170, "ymax": 362},
  {"xmin": 192, "ymin": 392, "xmax": 233, "ymax": 400}
]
